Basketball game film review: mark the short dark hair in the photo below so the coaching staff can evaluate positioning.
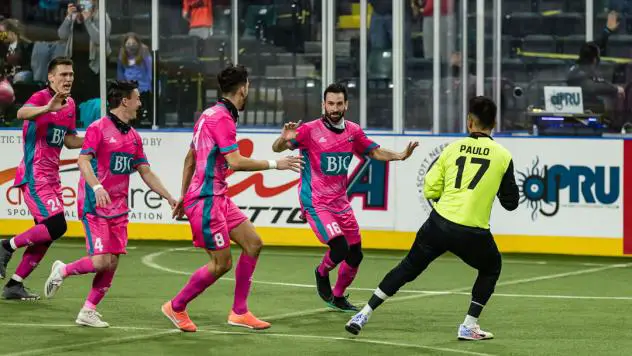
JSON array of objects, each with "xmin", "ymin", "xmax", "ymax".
[
  {"xmin": 217, "ymin": 65, "xmax": 249, "ymax": 95},
  {"xmin": 48, "ymin": 57, "xmax": 73, "ymax": 74},
  {"xmin": 107, "ymin": 80, "xmax": 138, "ymax": 109},
  {"xmin": 323, "ymin": 83, "xmax": 348, "ymax": 101},
  {"xmin": 578, "ymin": 42, "xmax": 600, "ymax": 66},
  {"xmin": 469, "ymin": 96, "xmax": 497, "ymax": 130}
]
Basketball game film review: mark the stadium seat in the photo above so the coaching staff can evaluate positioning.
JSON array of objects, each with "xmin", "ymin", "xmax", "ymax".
[
  {"xmin": 542, "ymin": 13, "xmax": 584, "ymax": 37},
  {"xmin": 522, "ymin": 35, "xmax": 558, "ymax": 54},
  {"xmin": 538, "ymin": 0, "xmax": 566, "ymax": 12},
  {"xmin": 502, "ymin": 58, "xmax": 530, "ymax": 83},
  {"xmin": 560, "ymin": 34, "xmax": 586, "ymax": 55},
  {"xmin": 406, "ymin": 59, "xmax": 433, "ymax": 80},
  {"xmin": 161, "ymin": 35, "xmax": 199, "ymax": 61},
  {"xmin": 526, "ymin": 58, "xmax": 570, "ymax": 81},
  {"xmin": 503, "ymin": 13, "xmax": 543, "ymax": 37},
  {"xmin": 503, "ymin": 0, "xmax": 536, "ymax": 14},
  {"xmin": 606, "ymin": 35, "xmax": 632, "ymax": 58}
]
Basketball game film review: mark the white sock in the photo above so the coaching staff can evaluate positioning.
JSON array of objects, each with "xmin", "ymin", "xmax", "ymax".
[
  {"xmin": 463, "ymin": 315, "xmax": 478, "ymax": 327},
  {"xmin": 360, "ymin": 304, "xmax": 373, "ymax": 315},
  {"xmin": 9, "ymin": 238, "xmax": 17, "ymax": 250},
  {"xmin": 374, "ymin": 287, "xmax": 389, "ymax": 300},
  {"xmin": 11, "ymin": 274, "xmax": 23, "ymax": 283}
]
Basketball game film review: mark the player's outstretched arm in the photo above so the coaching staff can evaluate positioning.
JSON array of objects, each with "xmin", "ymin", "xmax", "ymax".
[
  {"xmin": 369, "ymin": 141, "xmax": 419, "ymax": 162},
  {"xmin": 224, "ymin": 150, "xmax": 303, "ymax": 172},
  {"xmin": 17, "ymin": 92, "xmax": 68, "ymax": 120},
  {"xmin": 272, "ymin": 121, "xmax": 301, "ymax": 153},
  {"xmin": 78, "ymin": 154, "xmax": 111, "ymax": 208},
  {"xmin": 64, "ymin": 135, "xmax": 84, "ymax": 149},
  {"xmin": 137, "ymin": 165, "xmax": 178, "ymax": 209}
]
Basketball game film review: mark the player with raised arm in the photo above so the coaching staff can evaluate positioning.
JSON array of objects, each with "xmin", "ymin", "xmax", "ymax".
[
  {"xmin": 272, "ymin": 83, "xmax": 418, "ymax": 312},
  {"xmin": 161, "ymin": 65, "xmax": 303, "ymax": 332},
  {"xmin": 0, "ymin": 57, "xmax": 83, "ymax": 300},
  {"xmin": 43, "ymin": 80, "xmax": 178, "ymax": 328},
  {"xmin": 345, "ymin": 96, "xmax": 520, "ymax": 340}
]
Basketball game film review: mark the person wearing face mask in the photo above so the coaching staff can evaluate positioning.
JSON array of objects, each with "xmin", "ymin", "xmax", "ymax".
[
  {"xmin": 117, "ymin": 33, "xmax": 152, "ymax": 126},
  {"xmin": 271, "ymin": 83, "xmax": 419, "ymax": 313},
  {"xmin": 0, "ymin": 19, "xmax": 33, "ymax": 83},
  {"xmin": 117, "ymin": 33, "xmax": 152, "ymax": 94},
  {"xmin": 58, "ymin": 0, "xmax": 111, "ymax": 104}
]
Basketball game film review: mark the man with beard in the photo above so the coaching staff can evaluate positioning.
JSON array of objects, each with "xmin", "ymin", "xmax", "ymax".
[
  {"xmin": 161, "ymin": 65, "xmax": 303, "ymax": 332},
  {"xmin": 0, "ymin": 57, "xmax": 82, "ymax": 300},
  {"xmin": 272, "ymin": 83, "xmax": 419, "ymax": 311}
]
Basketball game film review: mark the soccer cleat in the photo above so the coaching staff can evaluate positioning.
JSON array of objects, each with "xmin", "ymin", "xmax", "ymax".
[
  {"xmin": 76, "ymin": 308, "xmax": 110, "ymax": 328},
  {"xmin": 228, "ymin": 311, "xmax": 271, "ymax": 330},
  {"xmin": 345, "ymin": 312, "xmax": 370, "ymax": 335},
  {"xmin": 327, "ymin": 295, "xmax": 359, "ymax": 312},
  {"xmin": 161, "ymin": 301, "xmax": 197, "ymax": 332},
  {"xmin": 2, "ymin": 283, "xmax": 40, "ymax": 301},
  {"xmin": 0, "ymin": 242, "xmax": 13, "ymax": 279},
  {"xmin": 44, "ymin": 260, "xmax": 65, "ymax": 299},
  {"xmin": 457, "ymin": 324, "xmax": 494, "ymax": 341},
  {"xmin": 314, "ymin": 267, "xmax": 333, "ymax": 303}
]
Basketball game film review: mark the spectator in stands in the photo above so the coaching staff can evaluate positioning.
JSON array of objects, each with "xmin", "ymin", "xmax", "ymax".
[
  {"xmin": 567, "ymin": 41, "xmax": 626, "ymax": 128},
  {"xmin": 421, "ymin": 0, "xmax": 454, "ymax": 60},
  {"xmin": 609, "ymin": 0, "xmax": 631, "ymax": 33},
  {"xmin": 58, "ymin": 0, "xmax": 111, "ymax": 103},
  {"xmin": 0, "ymin": 19, "xmax": 33, "ymax": 83},
  {"xmin": 183, "ymin": 0, "xmax": 213, "ymax": 40},
  {"xmin": 117, "ymin": 33, "xmax": 152, "ymax": 94},
  {"xmin": 368, "ymin": 0, "xmax": 415, "ymax": 52}
]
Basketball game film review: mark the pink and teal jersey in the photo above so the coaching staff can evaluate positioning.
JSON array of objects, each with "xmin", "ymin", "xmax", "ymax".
[
  {"xmin": 287, "ymin": 118, "xmax": 379, "ymax": 213},
  {"xmin": 77, "ymin": 115, "xmax": 148, "ymax": 219},
  {"xmin": 13, "ymin": 88, "xmax": 77, "ymax": 187},
  {"xmin": 184, "ymin": 102, "xmax": 239, "ymax": 203}
]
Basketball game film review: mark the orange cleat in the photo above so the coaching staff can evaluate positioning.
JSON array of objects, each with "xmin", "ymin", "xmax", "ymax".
[
  {"xmin": 227, "ymin": 311, "xmax": 271, "ymax": 330},
  {"xmin": 162, "ymin": 301, "xmax": 197, "ymax": 332}
]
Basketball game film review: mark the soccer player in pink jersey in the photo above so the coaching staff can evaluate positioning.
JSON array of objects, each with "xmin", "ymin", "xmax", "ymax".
[
  {"xmin": 43, "ymin": 81, "xmax": 178, "ymax": 328},
  {"xmin": 272, "ymin": 83, "xmax": 419, "ymax": 311},
  {"xmin": 161, "ymin": 65, "xmax": 302, "ymax": 332},
  {"xmin": 0, "ymin": 58, "xmax": 83, "ymax": 301}
]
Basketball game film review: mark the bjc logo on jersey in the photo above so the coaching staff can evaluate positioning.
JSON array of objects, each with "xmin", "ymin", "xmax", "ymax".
[
  {"xmin": 321, "ymin": 152, "xmax": 353, "ymax": 176},
  {"xmin": 110, "ymin": 152, "xmax": 134, "ymax": 175},
  {"xmin": 46, "ymin": 124, "xmax": 67, "ymax": 148}
]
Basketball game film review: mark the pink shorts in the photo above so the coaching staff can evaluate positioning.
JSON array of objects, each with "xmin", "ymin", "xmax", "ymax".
[
  {"xmin": 302, "ymin": 206, "xmax": 361, "ymax": 245},
  {"xmin": 185, "ymin": 195, "xmax": 248, "ymax": 251},
  {"xmin": 21, "ymin": 183, "xmax": 63, "ymax": 223},
  {"xmin": 81, "ymin": 214, "xmax": 129, "ymax": 256}
]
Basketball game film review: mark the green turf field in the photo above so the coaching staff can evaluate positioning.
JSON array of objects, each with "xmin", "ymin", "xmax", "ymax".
[{"xmin": 1, "ymin": 239, "xmax": 631, "ymax": 356}]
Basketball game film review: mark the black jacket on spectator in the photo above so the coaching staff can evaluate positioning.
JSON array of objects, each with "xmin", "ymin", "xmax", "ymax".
[
  {"xmin": 567, "ymin": 27, "xmax": 618, "ymax": 113},
  {"xmin": 0, "ymin": 40, "xmax": 32, "ymax": 80}
]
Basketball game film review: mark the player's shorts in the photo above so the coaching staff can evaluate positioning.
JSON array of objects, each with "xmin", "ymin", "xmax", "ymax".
[
  {"xmin": 81, "ymin": 214, "xmax": 129, "ymax": 256},
  {"xmin": 21, "ymin": 182, "xmax": 63, "ymax": 223},
  {"xmin": 185, "ymin": 195, "xmax": 249, "ymax": 251},
  {"xmin": 302, "ymin": 205, "xmax": 361, "ymax": 245}
]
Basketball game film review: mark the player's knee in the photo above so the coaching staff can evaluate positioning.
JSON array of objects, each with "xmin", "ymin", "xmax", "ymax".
[
  {"xmin": 345, "ymin": 243, "xmax": 363, "ymax": 267},
  {"xmin": 485, "ymin": 251, "xmax": 502, "ymax": 278},
  {"xmin": 213, "ymin": 256, "xmax": 233, "ymax": 276},
  {"xmin": 327, "ymin": 236, "xmax": 349, "ymax": 264},
  {"xmin": 401, "ymin": 254, "xmax": 425, "ymax": 282},
  {"xmin": 243, "ymin": 235, "xmax": 263, "ymax": 257},
  {"xmin": 92, "ymin": 257, "xmax": 110, "ymax": 273},
  {"xmin": 43, "ymin": 213, "xmax": 67, "ymax": 240}
]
